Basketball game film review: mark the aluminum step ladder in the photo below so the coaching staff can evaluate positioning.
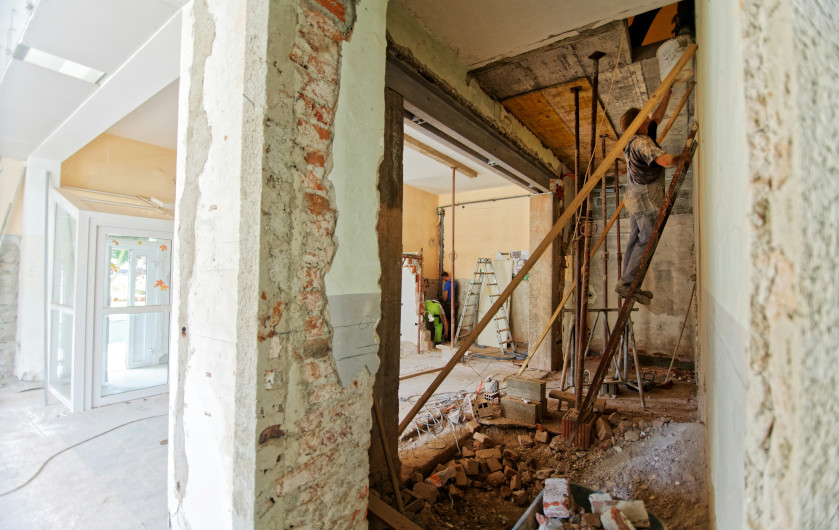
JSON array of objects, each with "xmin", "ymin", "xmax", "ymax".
[{"xmin": 454, "ymin": 258, "xmax": 514, "ymax": 354}]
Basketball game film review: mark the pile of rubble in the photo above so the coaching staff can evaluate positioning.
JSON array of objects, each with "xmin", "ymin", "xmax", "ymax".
[
  {"xmin": 538, "ymin": 478, "xmax": 651, "ymax": 529},
  {"xmin": 401, "ymin": 421, "xmax": 556, "ymax": 520}
]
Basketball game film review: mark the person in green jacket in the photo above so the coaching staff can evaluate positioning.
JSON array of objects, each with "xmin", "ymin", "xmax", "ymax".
[{"xmin": 423, "ymin": 299, "xmax": 448, "ymax": 344}]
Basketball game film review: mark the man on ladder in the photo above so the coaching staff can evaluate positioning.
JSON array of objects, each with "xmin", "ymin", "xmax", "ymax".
[
  {"xmin": 441, "ymin": 271, "xmax": 458, "ymax": 342},
  {"xmin": 615, "ymin": 92, "xmax": 681, "ymax": 305}
]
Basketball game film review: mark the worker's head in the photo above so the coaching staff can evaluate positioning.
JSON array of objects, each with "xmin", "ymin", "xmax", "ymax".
[
  {"xmin": 621, "ymin": 107, "xmax": 650, "ymax": 135},
  {"xmin": 442, "ymin": 271, "xmax": 450, "ymax": 280}
]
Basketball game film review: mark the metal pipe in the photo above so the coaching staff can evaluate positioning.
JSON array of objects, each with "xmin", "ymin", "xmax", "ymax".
[
  {"xmin": 439, "ymin": 194, "xmax": 531, "ymax": 209},
  {"xmin": 450, "ymin": 167, "xmax": 456, "ymax": 347},
  {"xmin": 437, "ymin": 208, "xmax": 444, "ymax": 290},
  {"xmin": 417, "ymin": 250, "xmax": 423, "ymax": 354},
  {"xmin": 600, "ymin": 135, "xmax": 610, "ymax": 359},
  {"xmin": 570, "ymin": 85, "xmax": 583, "ymax": 409}
]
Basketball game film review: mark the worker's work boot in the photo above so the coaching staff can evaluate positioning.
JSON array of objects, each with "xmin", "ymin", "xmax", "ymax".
[{"xmin": 615, "ymin": 284, "xmax": 652, "ymax": 306}]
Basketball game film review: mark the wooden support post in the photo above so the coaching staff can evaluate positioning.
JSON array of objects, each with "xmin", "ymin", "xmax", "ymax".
[{"xmin": 396, "ymin": 44, "xmax": 697, "ymax": 435}]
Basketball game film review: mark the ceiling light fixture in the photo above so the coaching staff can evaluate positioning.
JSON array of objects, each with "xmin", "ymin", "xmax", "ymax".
[{"xmin": 13, "ymin": 44, "xmax": 106, "ymax": 84}]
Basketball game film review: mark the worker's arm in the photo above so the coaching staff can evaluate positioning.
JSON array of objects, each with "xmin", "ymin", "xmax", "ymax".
[
  {"xmin": 650, "ymin": 88, "xmax": 672, "ymax": 124},
  {"xmin": 654, "ymin": 153, "xmax": 679, "ymax": 168}
]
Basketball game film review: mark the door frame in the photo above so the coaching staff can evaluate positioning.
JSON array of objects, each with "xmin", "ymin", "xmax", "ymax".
[{"xmin": 91, "ymin": 224, "xmax": 173, "ymax": 408}]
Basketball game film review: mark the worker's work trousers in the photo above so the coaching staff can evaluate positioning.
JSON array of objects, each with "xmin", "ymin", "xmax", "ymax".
[{"xmin": 619, "ymin": 179, "xmax": 664, "ymax": 289}]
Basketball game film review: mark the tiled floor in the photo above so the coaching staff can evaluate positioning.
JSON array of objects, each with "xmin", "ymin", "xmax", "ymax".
[{"xmin": 0, "ymin": 387, "xmax": 169, "ymax": 529}]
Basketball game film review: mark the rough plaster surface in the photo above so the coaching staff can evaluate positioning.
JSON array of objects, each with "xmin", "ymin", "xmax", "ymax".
[
  {"xmin": 791, "ymin": 1, "xmax": 839, "ymax": 527},
  {"xmin": 740, "ymin": 1, "xmax": 803, "ymax": 527},
  {"xmin": 170, "ymin": 0, "xmax": 383, "ymax": 528},
  {"xmin": 386, "ymin": 1, "xmax": 565, "ymax": 177},
  {"xmin": 0, "ymin": 236, "xmax": 20, "ymax": 385}
]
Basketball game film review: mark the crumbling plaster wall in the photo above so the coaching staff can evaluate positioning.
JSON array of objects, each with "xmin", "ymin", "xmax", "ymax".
[
  {"xmin": 0, "ymin": 236, "xmax": 20, "ymax": 385},
  {"xmin": 698, "ymin": 0, "xmax": 839, "ymax": 528},
  {"xmin": 386, "ymin": 1, "xmax": 564, "ymax": 177},
  {"xmin": 170, "ymin": 0, "xmax": 386, "ymax": 527}
]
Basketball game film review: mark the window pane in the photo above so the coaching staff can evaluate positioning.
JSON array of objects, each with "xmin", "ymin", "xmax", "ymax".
[
  {"xmin": 52, "ymin": 205, "xmax": 76, "ymax": 306},
  {"xmin": 105, "ymin": 236, "xmax": 171, "ymax": 307},
  {"xmin": 102, "ymin": 312, "xmax": 170, "ymax": 396},
  {"xmin": 49, "ymin": 310, "xmax": 73, "ymax": 400}
]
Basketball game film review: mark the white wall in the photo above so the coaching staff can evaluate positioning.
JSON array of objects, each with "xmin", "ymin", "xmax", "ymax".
[{"xmin": 696, "ymin": 0, "xmax": 750, "ymax": 527}]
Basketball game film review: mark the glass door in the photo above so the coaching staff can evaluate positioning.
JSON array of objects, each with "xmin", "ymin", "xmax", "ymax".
[
  {"xmin": 47, "ymin": 203, "xmax": 77, "ymax": 404},
  {"xmin": 93, "ymin": 230, "xmax": 172, "ymax": 406}
]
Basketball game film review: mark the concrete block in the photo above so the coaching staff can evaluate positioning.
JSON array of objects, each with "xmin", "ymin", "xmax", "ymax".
[
  {"xmin": 615, "ymin": 500, "xmax": 650, "ymax": 528},
  {"xmin": 501, "ymin": 395, "xmax": 542, "ymax": 424},
  {"xmin": 601, "ymin": 507, "xmax": 637, "ymax": 530},
  {"xmin": 543, "ymin": 478, "xmax": 574, "ymax": 519},
  {"xmin": 505, "ymin": 376, "xmax": 547, "ymax": 402}
]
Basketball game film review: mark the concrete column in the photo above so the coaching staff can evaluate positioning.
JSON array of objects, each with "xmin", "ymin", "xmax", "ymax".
[
  {"xmin": 528, "ymin": 190, "xmax": 561, "ymax": 372},
  {"xmin": 169, "ymin": 0, "xmax": 386, "ymax": 528},
  {"xmin": 369, "ymin": 87, "xmax": 403, "ymax": 487},
  {"xmin": 15, "ymin": 156, "xmax": 59, "ymax": 382}
]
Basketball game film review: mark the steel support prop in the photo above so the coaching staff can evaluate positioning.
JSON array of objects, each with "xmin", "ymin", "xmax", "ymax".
[
  {"xmin": 571, "ymin": 85, "xmax": 584, "ymax": 410},
  {"xmin": 396, "ymin": 44, "xmax": 697, "ymax": 435}
]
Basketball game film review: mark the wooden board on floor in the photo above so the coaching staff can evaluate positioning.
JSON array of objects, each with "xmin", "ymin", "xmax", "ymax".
[{"xmin": 368, "ymin": 494, "xmax": 422, "ymax": 530}]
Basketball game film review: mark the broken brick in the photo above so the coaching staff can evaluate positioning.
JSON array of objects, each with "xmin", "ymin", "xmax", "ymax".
[
  {"xmin": 487, "ymin": 471, "xmax": 507, "ymax": 488},
  {"xmin": 518, "ymin": 433, "xmax": 535, "ymax": 448},
  {"xmin": 543, "ymin": 478, "xmax": 575, "ymax": 519},
  {"xmin": 487, "ymin": 458, "xmax": 503, "ymax": 473},
  {"xmin": 601, "ymin": 507, "xmax": 637, "ymax": 530}
]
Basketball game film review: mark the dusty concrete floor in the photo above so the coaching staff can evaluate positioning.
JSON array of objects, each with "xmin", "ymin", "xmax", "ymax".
[
  {"xmin": 0, "ymin": 387, "xmax": 168, "ymax": 529},
  {"xmin": 396, "ymin": 342, "xmax": 709, "ymax": 529}
]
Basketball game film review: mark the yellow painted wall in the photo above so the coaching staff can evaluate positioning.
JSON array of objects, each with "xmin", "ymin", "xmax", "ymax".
[
  {"xmin": 61, "ymin": 133, "xmax": 176, "ymax": 203},
  {"xmin": 437, "ymin": 185, "xmax": 531, "ymax": 277},
  {"xmin": 0, "ymin": 158, "xmax": 25, "ymax": 235},
  {"xmin": 402, "ymin": 184, "xmax": 440, "ymax": 279}
]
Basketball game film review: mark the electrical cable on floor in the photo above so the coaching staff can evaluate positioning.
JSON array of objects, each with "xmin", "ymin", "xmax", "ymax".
[{"xmin": 0, "ymin": 413, "xmax": 168, "ymax": 498}]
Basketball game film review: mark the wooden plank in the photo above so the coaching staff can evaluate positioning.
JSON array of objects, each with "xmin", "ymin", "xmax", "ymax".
[
  {"xmin": 504, "ymin": 77, "xmax": 619, "ymax": 173},
  {"xmin": 368, "ymin": 494, "xmax": 423, "ymax": 530},
  {"xmin": 396, "ymin": 44, "xmax": 698, "ymax": 436},
  {"xmin": 404, "ymin": 134, "xmax": 478, "ymax": 178}
]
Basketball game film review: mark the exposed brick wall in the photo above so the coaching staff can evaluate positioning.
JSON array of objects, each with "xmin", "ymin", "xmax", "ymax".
[
  {"xmin": 0, "ymin": 236, "xmax": 20, "ymax": 385},
  {"xmin": 253, "ymin": 1, "xmax": 375, "ymax": 527}
]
